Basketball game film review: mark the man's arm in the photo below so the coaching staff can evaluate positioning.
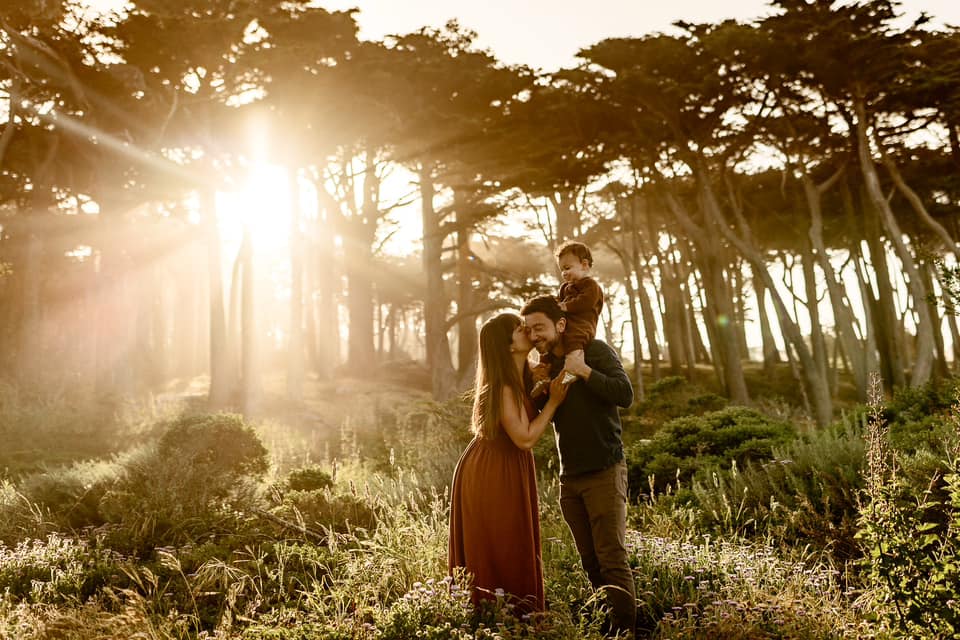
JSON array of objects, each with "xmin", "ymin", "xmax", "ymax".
[{"xmin": 567, "ymin": 342, "xmax": 634, "ymax": 408}]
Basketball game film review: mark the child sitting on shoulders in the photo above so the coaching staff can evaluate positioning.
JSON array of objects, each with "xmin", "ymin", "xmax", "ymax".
[{"xmin": 531, "ymin": 240, "xmax": 604, "ymax": 396}]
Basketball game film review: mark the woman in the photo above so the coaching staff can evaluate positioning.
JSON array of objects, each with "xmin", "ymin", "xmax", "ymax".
[{"xmin": 448, "ymin": 313, "xmax": 569, "ymax": 613}]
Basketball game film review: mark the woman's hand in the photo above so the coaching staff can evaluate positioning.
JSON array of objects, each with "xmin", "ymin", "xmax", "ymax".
[{"xmin": 546, "ymin": 372, "xmax": 571, "ymax": 405}]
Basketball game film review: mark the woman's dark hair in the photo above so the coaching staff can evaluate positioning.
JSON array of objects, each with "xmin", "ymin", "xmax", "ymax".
[{"xmin": 471, "ymin": 313, "xmax": 527, "ymax": 439}]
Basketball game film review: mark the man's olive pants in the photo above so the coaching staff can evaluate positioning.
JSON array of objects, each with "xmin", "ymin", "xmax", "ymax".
[{"xmin": 559, "ymin": 460, "xmax": 636, "ymax": 636}]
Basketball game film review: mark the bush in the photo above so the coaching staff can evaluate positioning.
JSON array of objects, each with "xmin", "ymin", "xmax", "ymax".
[
  {"xmin": 626, "ymin": 407, "xmax": 796, "ymax": 496},
  {"xmin": 857, "ymin": 404, "xmax": 960, "ymax": 637},
  {"xmin": 882, "ymin": 380, "xmax": 958, "ymax": 454},
  {"xmin": 276, "ymin": 488, "xmax": 380, "ymax": 534},
  {"xmin": 628, "ymin": 533, "xmax": 861, "ymax": 638},
  {"xmin": 285, "ymin": 466, "xmax": 335, "ymax": 492},
  {"xmin": 381, "ymin": 396, "xmax": 474, "ymax": 488},
  {"xmin": 0, "ymin": 381, "xmax": 162, "ymax": 480},
  {"xmin": 626, "ymin": 377, "xmax": 728, "ymax": 441},
  {"xmin": 16, "ymin": 458, "xmax": 125, "ymax": 532},
  {"xmin": 98, "ymin": 413, "xmax": 269, "ymax": 554},
  {"xmin": 0, "ymin": 534, "xmax": 122, "ymax": 604},
  {"xmin": 690, "ymin": 415, "xmax": 866, "ymax": 558}
]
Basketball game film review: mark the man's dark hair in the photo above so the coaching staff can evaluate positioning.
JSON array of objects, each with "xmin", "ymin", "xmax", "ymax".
[
  {"xmin": 520, "ymin": 295, "xmax": 565, "ymax": 322},
  {"xmin": 555, "ymin": 240, "xmax": 593, "ymax": 267}
]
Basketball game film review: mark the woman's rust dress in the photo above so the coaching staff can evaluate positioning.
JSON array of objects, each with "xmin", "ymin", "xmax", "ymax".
[{"xmin": 448, "ymin": 397, "xmax": 544, "ymax": 613}]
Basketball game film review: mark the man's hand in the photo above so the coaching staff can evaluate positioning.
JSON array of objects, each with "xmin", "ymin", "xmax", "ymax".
[{"xmin": 563, "ymin": 349, "xmax": 591, "ymax": 380}]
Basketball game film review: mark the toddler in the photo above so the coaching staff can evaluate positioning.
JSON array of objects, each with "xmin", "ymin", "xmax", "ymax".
[{"xmin": 531, "ymin": 240, "xmax": 604, "ymax": 396}]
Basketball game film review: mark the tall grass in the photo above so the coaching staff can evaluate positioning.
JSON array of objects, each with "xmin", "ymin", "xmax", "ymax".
[{"xmin": 7, "ymin": 376, "xmax": 945, "ymax": 638}]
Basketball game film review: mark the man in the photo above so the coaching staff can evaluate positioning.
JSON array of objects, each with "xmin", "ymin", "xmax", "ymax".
[{"xmin": 521, "ymin": 294, "xmax": 636, "ymax": 636}]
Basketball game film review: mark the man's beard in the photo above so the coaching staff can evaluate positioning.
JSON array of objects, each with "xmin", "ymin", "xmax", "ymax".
[{"xmin": 535, "ymin": 336, "xmax": 559, "ymax": 356}]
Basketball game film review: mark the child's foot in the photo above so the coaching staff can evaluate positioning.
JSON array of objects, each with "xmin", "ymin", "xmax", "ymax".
[{"xmin": 562, "ymin": 349, "xmax": 584, "ymax": 384}]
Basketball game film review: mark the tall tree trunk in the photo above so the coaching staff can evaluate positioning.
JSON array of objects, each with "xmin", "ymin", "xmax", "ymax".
[
  {"xmin": 855, "ymin": 98, "xmax": 934, "ymax": 387},
  {"xmin": 19, "ymin": 216, "xmax": 42, "ymax": 381},
  {"xmin": 455, "ymin": 192, "xmax": 477, "ymax": 387},
  {"xmin": 630, "ymin": 200, "xmax": 661, "ymax": 381},
  {"xmin": 314, "ymin": 191, "xmax": 340, "ymax": 379},
  {"xmin": 552, "ymin": 189, "xmax": 582, "ymax": 242},
  {"xmin": 663, "ymin": 190, "xmax": 749, "ymax": 404},
  {"xmin": 731, "ymin": 262, "xmax": 750, "ymax": 360},
  {"xmin": 204, "ymin": 189, "xmax": 231, "ymax": 409},
  {"xmin": 287, "ymin": 167, "xmax": 304, "ymax": 401},
  {"xmin": 801, "ymin": 240, "xmax": 830, "ymax": 395},
  {"xmin": 660, "ymin": 266, "xmax": 686, "ymax": 375},
  {"xmin": 239, "ymin": 227, "xmax": 257, "ymax": 416},
  {"xmin": 754, "ymin": 271, "xmax": 780, "ymax": 375},
  {"xmin": 303, "ymin": 242, "xmax": 320, "ymax": 373},
  {"xmin": 803, "ymin": 170, "xmax": 869, "ymax": 401},
  {"xmin": 694, "ymin": 173, "xmax": 831, "ymax": 425},
  {"xmin": 636, "ymin": 274, "xmax": 661, "ymax": 383},
  {"xmin": 343, "ymin": 157, "xmax": 378, "ymax": 372},
  {"xmin": 173, "ymin": 242, "xmax": 200, "ymax": 379},
  {"xmin": 622, "ymin": 274, "xmax": 644, "ymax": 399},
  {"xmin": 921, "ymin": 258, "xmax": 950, "ymax": 380},
  {"xmin": 852, "ymin": 180, "xmax": 905, "ymax": 390},
  {"xmin": 420, "ymin": 165, "xmax": 456, "ymax": 399}
]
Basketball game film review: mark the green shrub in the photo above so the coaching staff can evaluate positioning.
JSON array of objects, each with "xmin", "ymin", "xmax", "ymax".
[
  {"xmin": 0, "ymin": 381, "xmax": 163, "ymax": 480},
  {"xmin": 627, "ymin": 377, "xmax": 728, "ymax": 441},
  {"xmin": 626, "ymin": 407, "xmax": 796, "ymax": 496},
  {"xmin": 0, "ymin": 480, "xmax": 47, "ymax": 544},
  {"xmin": 382, "ymin": 396, "xmax": 474, "ymax": 488},
  {"xmin": 276, "ymin": 488, "xmax": 380, "ymax": 534},
  {"xmin": 690, "ymin": 415, "xmax": 866, "ymax": 558},
  {"xmin": 628, "ymin": 533, "xmax": 861, "ymax": 638},
  {"xmin": 16, "ymin": 458, "xmax": 125, "ymax": 532},
  {"xmin": 857, "ymin": 405, "xmax": 960, "ymax": 637},
  {"xmin": 286, "ymin": 466, "xmax": 335, "ymax": 492},
  {"xmin": 882, "ymin": 379, "xmax": 957, "ymax": 453},
  {"xmin": 0, "ymin": 534, "xmax": 122, "ymax": 604},
  {"xmin": 98, "ymin": 413, "xmax": 269, "ymax": 554}
]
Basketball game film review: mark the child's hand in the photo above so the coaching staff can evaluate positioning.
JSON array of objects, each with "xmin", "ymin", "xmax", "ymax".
[{"xmin": 563, "ymin": 349, "xmax": 591, "ymax": 380}]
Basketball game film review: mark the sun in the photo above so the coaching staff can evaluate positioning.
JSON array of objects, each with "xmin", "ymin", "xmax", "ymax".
[{"xmin": 216, "ymin": 163, "xmax": 292, "ymax": 252}]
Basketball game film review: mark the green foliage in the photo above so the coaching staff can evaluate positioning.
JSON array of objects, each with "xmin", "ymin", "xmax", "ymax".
[
  {"xmin": 16, "ymin": 458, "xmax": 125, "ymax": 532},
  {"xmin": 275, "ymin": 488, "xmax": 379, "ymax": 534},
  {"xmin": 156, "ymin": 413, "xmax": 269, "ymax": 478},
  {"xmin": 690, "ymin": 415, "xmax": 866, "ymax": 558},
  {"xmin": 628, "ymin": 533, "xmax": 861, "ymax": 638},
  {"xmin": 285, "ymin": 466, "xmax": 334, "ymax": 492},
  {"xmin": 0, "ymin": 480, "xmax": 49, "ymax": 544},
  {"xmin": 98, "ymin": 413, "xmax": 269, "ymax": 554},
  {"xmin": 375, "ymin": 576, "xmax": 474, "ymax": 639},
  {"xmin": 882, "ymin": 380, "xmax": 958, "ymax": 453},
  {"xmin": 627, "ymin": 377, "xmax": 728, "ymax": 440},
  {"xmin": 0, "ymin": 534, "xmax": 121, "ymax": 604},
  {"xmin": 380, "ymin": 395, "xmax": 474, "ymax": 488},
  {"xmin": 626, "ymin": 407, "xmax": 796, "ymax": 496},
  {"xmin": 857, "ymin": 413, "xmax": 960, "ymax": 637}
]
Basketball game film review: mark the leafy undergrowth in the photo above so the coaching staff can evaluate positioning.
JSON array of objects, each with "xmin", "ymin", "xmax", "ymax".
[{"xmin": 4, "ymin": 375, "xmax": 958, "ymax": 638}]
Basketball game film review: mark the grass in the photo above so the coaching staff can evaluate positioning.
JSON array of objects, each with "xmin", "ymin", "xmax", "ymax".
[{"xmin": 0, "ymin": 368, "xmax": 941, "ymax": 639}]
